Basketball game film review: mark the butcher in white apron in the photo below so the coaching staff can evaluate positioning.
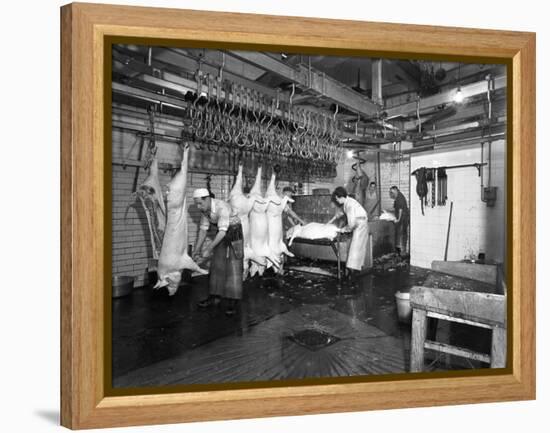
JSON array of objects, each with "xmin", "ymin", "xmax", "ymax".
[{"xmin": 331, "ymin": 186, "xmax": 369, "ymax": 277}]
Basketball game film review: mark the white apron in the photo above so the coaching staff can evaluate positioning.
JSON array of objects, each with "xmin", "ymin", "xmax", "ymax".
[
  {"xmin": 343, "ymin": 197, "xmax": 369, "ymax": 271},
  {"xmin": 347, "ymin": 218, "xmax": 369, "ymax": 271}
]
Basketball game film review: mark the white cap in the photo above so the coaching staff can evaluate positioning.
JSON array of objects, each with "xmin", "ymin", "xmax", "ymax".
[{"xmin": 193, "ymin": 188, "xmax": 210, "ymax": 199}]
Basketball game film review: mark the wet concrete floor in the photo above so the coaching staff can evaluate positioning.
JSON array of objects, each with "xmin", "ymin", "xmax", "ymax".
[{"xmin": 112, "ymin": 261, "xmax": 493, "ymax": 388}]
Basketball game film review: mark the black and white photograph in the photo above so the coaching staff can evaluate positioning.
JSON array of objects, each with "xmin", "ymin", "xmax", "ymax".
[{"xmin": 110, "ymin": 44, "xmax": 507, "ymax": 389}]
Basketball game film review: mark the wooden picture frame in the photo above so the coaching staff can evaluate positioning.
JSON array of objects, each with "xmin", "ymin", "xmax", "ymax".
[{"xmin": 60, "ymin": 2, "xmax": 536, "ymax": 429}]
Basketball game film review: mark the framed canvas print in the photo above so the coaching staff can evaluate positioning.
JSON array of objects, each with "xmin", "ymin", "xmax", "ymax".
[{"xmin": 60, "ymin": 2, "xmax": 536, "ymax": 429}]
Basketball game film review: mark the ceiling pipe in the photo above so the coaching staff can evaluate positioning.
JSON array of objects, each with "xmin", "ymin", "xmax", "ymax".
[{"xmin": 403, "ymin": 131, "xmax": 505, "ymax": 154}]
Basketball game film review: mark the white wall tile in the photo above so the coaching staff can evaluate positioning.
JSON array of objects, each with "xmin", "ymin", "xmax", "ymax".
[{"xmin": 410, "ymin": 140, "xmax": 506, "ymax": 269}]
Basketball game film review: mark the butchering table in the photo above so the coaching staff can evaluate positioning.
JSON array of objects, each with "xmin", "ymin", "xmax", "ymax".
[{"xmin": 289, "ymin": 233, "xmax": 352, "ymax": 282}]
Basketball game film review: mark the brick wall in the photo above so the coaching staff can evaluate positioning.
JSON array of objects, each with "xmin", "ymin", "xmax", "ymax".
[{"xmin": 409, "ymin": 140, "xmax": 506, "ymax": 269}]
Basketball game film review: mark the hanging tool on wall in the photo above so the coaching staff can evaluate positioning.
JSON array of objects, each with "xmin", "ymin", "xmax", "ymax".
[
  {"xmin": 120, "ymin": 133, "xmax": 145, "ymax": 191},
  {"xmin": 437, "ymin": 167, "xmax": 448, "ymax": 206},
  {"xmin": 425, "ymin": 168, "xmax": 436, "ymax": 208},
  {"xmin": 444, "ymin": 201, "xmax": 454, "ymax": 261},
  {"xmin": 435, "ymin": 168, "xmax": 440, "ymax": 206},
  {"xmin": 480, "ymin": 75, "xmax": 498, "ymax": 207},
  {"xmin": 411, "ymin": 167, "xmax": 428, "ymax": 216}
]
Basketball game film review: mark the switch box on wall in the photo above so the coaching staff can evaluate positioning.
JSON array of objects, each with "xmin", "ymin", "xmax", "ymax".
[{"xmin": 483, "ymin": 186, "xmax": 497, "ymax": 207}]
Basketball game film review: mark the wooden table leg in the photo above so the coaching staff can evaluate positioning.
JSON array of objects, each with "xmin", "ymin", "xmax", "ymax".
[
  {"xmin": 330, "ymin": 241, "xmax": 341, "ymax": 282},
  {"xmin": 491, "ymin": 326, "xmax": 507, "ymax": 368},
  {"xmin": 410, "ymin": 308, "xmax": 428, "ymax": 372}
]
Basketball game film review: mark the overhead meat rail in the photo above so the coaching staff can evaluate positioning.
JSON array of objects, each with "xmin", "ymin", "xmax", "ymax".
[{"xmin": 113, "ymin": 60, "xmax": 345, "ymax": 180}]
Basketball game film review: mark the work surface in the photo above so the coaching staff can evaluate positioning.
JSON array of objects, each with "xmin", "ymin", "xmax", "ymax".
[{"xmin": 112, "ymin": 264, "xmax": 495, "ymax": 387}]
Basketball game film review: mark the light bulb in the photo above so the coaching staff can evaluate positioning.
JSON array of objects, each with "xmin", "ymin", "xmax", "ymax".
[
  {"xmin": 454, "ymin": 87, "xmax": 464, "ymax": 103},
  {"xmin": 347, "ymin": 150, "xmax": 354, "ymax": 159}
]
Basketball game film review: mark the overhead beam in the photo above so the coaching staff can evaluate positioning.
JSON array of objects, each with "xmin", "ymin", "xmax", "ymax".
[
  {"xmin": 228, "ymin": 50, "xmax": 306, "ymax": 83},
  {"xmin": 112, "ymin": 82, "xmax": 189, "ymax": 109},
  {"xmin": 114, "ymin": 46, "xmax": 286, "ymax": 102},
  {"xmin": 383, "ymin": 59, "xmax": 421, "ymax": 91},
  {"xmin": 403, "ymin": 98, "xmax": 507, "ymax": 131},
  {"xmin": 411, "ymin": 123, "xmax": 506, "ymax": 147},
  {"xmin": 171, "ymin": 48, "xmax": 266, "ymax": 81},
  {"xmin": 385, "ymin": 75, "xmax": 506, "ymax": 119},
  {"xmin": 227, "ymin": 50, "xmax": 381, "ymax": 117},
  {"xmin": 384, "ymin": 65, "xmax": 506, "ymax": 108}
]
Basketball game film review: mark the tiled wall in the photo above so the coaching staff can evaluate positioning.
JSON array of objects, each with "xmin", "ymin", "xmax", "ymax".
[
  {"xmin": 410, "ymin": 140, "xmax": 506, "ymax": 269},
  {"xmin": 379, "ymin": 152, "xmax": 410, "ymax": 212}
]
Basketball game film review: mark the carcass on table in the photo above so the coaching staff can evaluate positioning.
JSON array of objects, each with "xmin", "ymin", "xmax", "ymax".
[
  {"xmin": 154, "ymin": 146, "xmax": 208, "ymax": 295},
  {"xmin": 286, "ymin": 222, "xmax": 340, "ymax": 246},
  {"xmin": 379, "ymin": 210, "xmax": 397, "ymax": 222}
]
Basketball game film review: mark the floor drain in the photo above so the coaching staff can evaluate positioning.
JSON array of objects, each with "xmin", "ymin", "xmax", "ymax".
[{"xmin": 287, "ymin": 328, "xmax": 341, "ymax": 351}]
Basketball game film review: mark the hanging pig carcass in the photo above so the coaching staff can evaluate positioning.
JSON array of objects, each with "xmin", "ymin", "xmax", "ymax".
[
  {"xmin": 248, "ymin": 165, "xmax": 281, "ymax": 276},
  {"xmin": 265, "ymin": 171, "xmax": 294, "ymax": 273},
  {"xmin": 154, "ymin": 146, "xmax": 208, "ymax": 295},
  {"xmin": 135, "ymin": 158, "xmax": 166, "ymax": 259},
  {"xmin": 228, "ymin": 163, "xmax": 269, "ymax": 279}
]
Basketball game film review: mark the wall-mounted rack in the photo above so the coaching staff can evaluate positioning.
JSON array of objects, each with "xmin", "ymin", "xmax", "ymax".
[{"xmin": 412, "ymin": 162, "xmax": 487, "ymax": 177}]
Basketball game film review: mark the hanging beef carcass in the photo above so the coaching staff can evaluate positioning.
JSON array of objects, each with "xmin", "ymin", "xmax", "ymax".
[
  {"xmin": 346, "ymin": 163, "xmax": 369, "ymax": 207},
  {"xmin": 228, "ymin": 163, "xmax": 267, "ymax": 278},
  {"xmin": 154, "ymin": 146, "xmax": 208, "ymax": 295},
  {"xmin": 286, "ymin": 223, "xmax": 340, "ymax": 246},
  {"xmin": 355, "ymin": 163, "xmax": 370, "ymax": 207},
  {"xmin": 265, "ymin": 171, "xmax": 295, "ymax": 272},
  {"xmin": 248, "ymin": 165, "xmax": 281, "ymax": 276},
  {"xmin": 135, "ymin": 158, "xmax": 166, "ymax": 259}
]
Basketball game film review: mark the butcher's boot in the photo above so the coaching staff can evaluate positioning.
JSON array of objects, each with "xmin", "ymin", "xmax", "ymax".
[
  {"xmin": 198, "ymin": 295, "xmax": 221, "ymax": 309},
  {"xmin": 225, "ymin": 298, "xmax": 239, "ymax": 317}
]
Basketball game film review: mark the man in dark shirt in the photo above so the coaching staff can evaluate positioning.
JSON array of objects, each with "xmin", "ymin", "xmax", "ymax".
[{"xmin": 389, "ymin": 186, "xmax": 409, "ymax": 256}]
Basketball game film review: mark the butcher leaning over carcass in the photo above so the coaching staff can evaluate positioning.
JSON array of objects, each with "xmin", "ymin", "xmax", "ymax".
[
  {"xmin": 330, "ymin": 186, "xmax": 369, "ymax": 280},
  {"xmin": 154, "ymin": 146, "xmax": 208, "ymax": 296},
  {"xmin": 192, "ymin": 188, "xmax": 244, "ymax": 316}
]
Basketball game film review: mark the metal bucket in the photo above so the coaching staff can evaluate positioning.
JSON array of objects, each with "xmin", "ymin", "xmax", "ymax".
[
  {"xmin": 112, "ymin": 276, "xmax": 135, "ymax": 298},
  {"xmin": 395, "ymin": 291, "xmax": 412, "ymax": 323}
]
